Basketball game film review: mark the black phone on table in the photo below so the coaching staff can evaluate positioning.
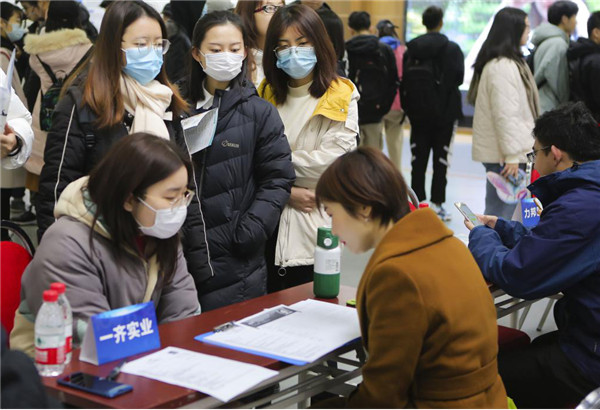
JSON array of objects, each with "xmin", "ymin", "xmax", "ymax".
[
  {"xmin": 454, "ymin": 202, "xmax": 483, "ymax": 227},
  {"xmin": 57, "ymin": 372, "xmax": 133, "ymax": 398}
]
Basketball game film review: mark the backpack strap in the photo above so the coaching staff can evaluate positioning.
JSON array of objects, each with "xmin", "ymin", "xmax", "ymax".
[{"xmin": 36, "ymin": 56, "xmax": 58, "ymax": 85}]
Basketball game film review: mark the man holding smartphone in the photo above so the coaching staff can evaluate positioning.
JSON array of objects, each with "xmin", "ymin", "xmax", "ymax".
[{"xmin": 464, "ymin": 102, "xmax": 600, "ymax": 408}]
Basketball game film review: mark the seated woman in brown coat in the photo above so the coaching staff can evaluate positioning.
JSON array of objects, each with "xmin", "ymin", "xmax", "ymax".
[{"xmin": 315, "ymin": 147, "xmax": 507, "ymax": 408}]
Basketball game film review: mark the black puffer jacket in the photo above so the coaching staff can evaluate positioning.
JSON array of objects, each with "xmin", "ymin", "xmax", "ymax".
[
  {"xmin": 567, "ymin": 38, "xmax": 600, "ymax": 121},
  {"xmin": 183, "ymin": 82, "xmax": 295, "ymax": 311},
  {"xmin": 36, "ymin": 83, "xmax": 204, "ymax": 247}
]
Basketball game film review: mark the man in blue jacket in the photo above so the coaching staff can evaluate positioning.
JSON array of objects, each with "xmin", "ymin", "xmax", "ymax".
[{"xmin": 466, "ymin": 102, "xmax": 600, "ymax": 408}]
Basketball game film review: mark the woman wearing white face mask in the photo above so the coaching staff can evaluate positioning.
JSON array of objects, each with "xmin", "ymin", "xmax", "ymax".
[
  {"xmin": 10, "ymin": 133, "xmax": 200, "ymax": 357},
  {"xmin": 259, "ymin": 4, "xmax": 359, "ymax": 292},
  {"xmin": 181, "ymin": 11, "xmax": 295, "ymax": 311},
  {"xmin": 0, "ymin": 1, "xmax": 27, "ymax": 104},
  {"xmin": 36, "ymin": 0, "xmax": 191, "ymax": 242}
]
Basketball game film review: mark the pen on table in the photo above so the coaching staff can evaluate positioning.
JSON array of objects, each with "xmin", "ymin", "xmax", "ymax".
[{"xmin": 106, "ymin": 360, "xmax": 127, "ymax": 381}]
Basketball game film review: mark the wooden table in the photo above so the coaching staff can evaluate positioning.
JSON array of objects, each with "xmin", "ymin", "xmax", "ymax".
[{"xmin": 42, "ymin": 284, "xmax": 362, "ymax": 409}]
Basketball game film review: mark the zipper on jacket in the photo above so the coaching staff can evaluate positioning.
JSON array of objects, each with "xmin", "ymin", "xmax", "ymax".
[{"xmin": 190, "ymin": 149, "xmax": 214, "ymax": 277}]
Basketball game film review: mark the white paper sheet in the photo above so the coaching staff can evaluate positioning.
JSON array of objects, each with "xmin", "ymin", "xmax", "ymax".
[
  {"xmin": 203, "ymin": 299, "xmax": 361, "ymax": 364},
  {"xmin": 121, "ymin": 346, "xmax": 278, "ymax": 403},
  {"xmin": 181, "ymin": 108, "xmax": 218, "ymax": 154}
]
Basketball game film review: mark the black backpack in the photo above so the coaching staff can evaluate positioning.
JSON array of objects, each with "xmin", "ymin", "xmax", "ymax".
[
  {"xmin": 350, "ymin": 47, "xmax": 397, "ymax": 123},
  {"xmin": 567, "ymin": 54, "xmax": 585, "ymax": 103},
  {"xmin": 525, "ymin": 47, "xmax": 547, "ymax": 88},
  {"xmin": 400, "ymin": 45, "xmax": 447, "ymax": 123},
  {"xmin": 36, "ymin": 51, "xmax": 89, "ymax": 131}
]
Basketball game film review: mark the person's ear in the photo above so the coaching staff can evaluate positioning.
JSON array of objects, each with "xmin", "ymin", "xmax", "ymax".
[
  {"xmin": 593, "ymin": 27, "xmax": 600, "ymax": 44},
  {"xmin": 123, "ymin": 194, "xmax": 135, "ymax": 213},
  {"xmin": 550, "ymin": 145, "xmax": 563, "ymax": 165},
  {"xmin": 192, "ymin": 47, "xmax": 204, "ymax": 66},
  {"xmin": 359, "ymin": 205, "xmax": 372, "ymax": 221}
]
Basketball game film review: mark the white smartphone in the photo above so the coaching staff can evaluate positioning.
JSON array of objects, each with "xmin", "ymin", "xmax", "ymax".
[{"xmin": 454, "ymin": 202, "xmax": 483, "ymax": 227}]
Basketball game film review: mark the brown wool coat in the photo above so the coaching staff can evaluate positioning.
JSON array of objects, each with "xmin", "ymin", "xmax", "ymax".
[{"xmin": 347, "ymin": 209, "xmax": 507, "ymax": 408}]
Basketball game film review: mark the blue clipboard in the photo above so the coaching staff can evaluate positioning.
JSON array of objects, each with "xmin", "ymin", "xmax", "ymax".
[{"xmin": 195, "ymin": 331, "xmax": 309, "ymax": 366}]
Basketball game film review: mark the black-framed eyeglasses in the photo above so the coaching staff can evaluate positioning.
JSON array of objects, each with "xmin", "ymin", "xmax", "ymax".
[
  {"xmin": 526, "ymin": 145, "xmax": 551, "ymax": 163},
  {"xmin": 254, "ymin": 4, "xmax": 282, "ymax": 14}
]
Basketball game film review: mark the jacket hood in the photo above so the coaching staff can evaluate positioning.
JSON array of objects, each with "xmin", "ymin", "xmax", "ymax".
[
  {"xmin": 529, "ymin": 160, "xmax": 600, "ymax": 206},
  {"xmin": 54, "ymin": 176, "xmax": 111, "ymax": 239},
  {"xmin": 406, "ymin": 32, "xmax": 449, "ymax": 59},
  {"xmin": 368, "ymin": 208, "xmax": 454, "ymax": 267},
  {"xmin": 531, "ymin": 23, "xmax": 568, "ymax": 47},
  {"xmin": 346, "ymin": 34, "xmax": 381, "ymax": 55},
  {"xmin": 567, "ymin": 37, "xmax": 600, "ymax": 60},
  {"xmin": 23, "ymin": 28, "xmax": 90, "ymax": 55},
  {"xmin": 380, "ymin": 36, "xmax": 402, "ymax": 50}
]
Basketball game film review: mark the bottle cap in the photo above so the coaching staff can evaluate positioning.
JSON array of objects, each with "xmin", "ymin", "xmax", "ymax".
[
  {"xmin": 418, "ymin": 203, "xmax": 429, "ymax": 208},
  {"xmin": 317, "ymin": 227, "xmax": 339, "ymax": 249},
  {"xmin": 50, "ymin": 282, "xmax": 66, "ymax": 294},
  {"xmin": 43, "ymin": 290, "xmax": 59, "ymax": 302}
]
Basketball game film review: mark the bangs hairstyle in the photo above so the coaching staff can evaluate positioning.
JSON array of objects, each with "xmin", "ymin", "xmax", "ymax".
[
  {"xmin": 0, "ymin": 2, "xmax": 23, "ymax": 22},
  {"xmin": 87, "ymin": 133, "xmax": 192, "ymax": 284},
  {"xmin": 75, "ymin": 0, "xmax": 187, "ymax": 129},
  {"xmin": 316, "ymin": 147, "xmax": 411, "ymax": 226},
  {"xmin": 472, "ymin": 7, "xmax": 526, "ymax": 76},
  {"xmin": 188, "ymin": 10, "xmax": 253, "ymax": 102},
  {"xmin": 263, "ymin": 4, "xmax": 338, "ymax": 105}
]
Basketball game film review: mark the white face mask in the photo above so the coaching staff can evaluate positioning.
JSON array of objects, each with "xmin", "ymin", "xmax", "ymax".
[
  {"xmin": 200, "ymin": 51, "xmax": 244, "ymax": 82},
  {"xmin": 136, "ymin": 198, "xmax": 187, "ymax": 239}
]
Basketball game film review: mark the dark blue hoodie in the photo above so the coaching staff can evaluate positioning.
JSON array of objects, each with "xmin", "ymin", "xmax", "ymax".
[{"xmin": 469, "ymin": 160, "xmax": 600, "ymax": 385}]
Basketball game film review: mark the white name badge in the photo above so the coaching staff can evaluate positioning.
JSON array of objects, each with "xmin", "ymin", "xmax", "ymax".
[{"xmin": 181, "ymin": 108, "xmax": 219, "ymax": 155}]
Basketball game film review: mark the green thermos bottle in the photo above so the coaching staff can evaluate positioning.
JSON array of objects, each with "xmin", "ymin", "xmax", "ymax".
[{"xmin": 313, "ymin": 227, "xmax": 341, "ymax": 298}]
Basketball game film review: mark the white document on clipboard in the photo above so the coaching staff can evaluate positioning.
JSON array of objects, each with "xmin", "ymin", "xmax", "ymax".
[
  {"xmin": 198, "ymin": 299, "xmax": 361, "ymax": 365},
  {"xmin": 0, "ymin": 50, "xmax": 16, "ymax": 130}
]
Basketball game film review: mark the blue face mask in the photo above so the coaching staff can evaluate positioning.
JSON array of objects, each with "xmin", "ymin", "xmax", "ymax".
[
  {"xmin": 122, "ymin": 47, "xmax": 163, "ymax": 86},
  {"xmin": 7, "ymin": 23, "xmax": 28, "ymax": 43},
  {"xmin": 276, "ymin": 46, "xmax": 317, "ymax": 80}
]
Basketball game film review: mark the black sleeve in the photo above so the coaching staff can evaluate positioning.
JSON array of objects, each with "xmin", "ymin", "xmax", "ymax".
[
  {"xmin": 382, "ymin": 43, "xmax": 399, "ymax": 85},
  {"xmin": 37, "ymin": 92, "xmax": 87, "ymax": 241},
  {"xmin": 232, "ymin": 101, "xmax": 295, "ymax": 257},
  {"xmin": 447, "ymin": 42, "xmax": 465, "ymax": 88}
]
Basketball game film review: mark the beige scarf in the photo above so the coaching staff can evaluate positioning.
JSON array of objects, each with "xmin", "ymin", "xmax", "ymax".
[
  {"xmin": 120, "ymin": 75, "xmax": 173, "ymax": 139},
  {"xmin": 467, "ymin": 57, "xmax": 540, "ymax": 119}
]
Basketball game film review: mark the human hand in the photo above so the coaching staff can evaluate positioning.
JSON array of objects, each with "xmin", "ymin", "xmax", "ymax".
[
  {"xmin": 501, "ymin": 163, "xmax": 519, "ymax": 178},
  {"xmin": 464, "ymin": 214, "xmax": 498, "ymax": 231},
  {"xmin": 0, "ymin": 124, "xmax": 18, "ymax": 158},
  {"xmin": 288, "ymin": 187, "xmax": 316, "ymax": 213}
]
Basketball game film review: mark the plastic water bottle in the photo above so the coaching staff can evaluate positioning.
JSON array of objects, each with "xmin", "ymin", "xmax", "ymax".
[
  {"xmin": 50, "ymin": 282, "xmax": 72, "ymax": 364},
  {"xmin": 35, "ymin": 290, "xmax": 65, "ymax": 377},
  {"xmin": 313, "ymin": 227, "xmax": 341, "ymax": 298}
]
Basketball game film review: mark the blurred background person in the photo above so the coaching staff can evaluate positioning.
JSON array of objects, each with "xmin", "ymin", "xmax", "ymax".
[{"xmin": 162, "ymin": 3, "xmax": 191, "ymax": 84}]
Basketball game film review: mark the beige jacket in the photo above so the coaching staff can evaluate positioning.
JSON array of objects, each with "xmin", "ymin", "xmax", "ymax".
[
  {"xmin": 23, "ymin": 28, "xmax": 91, "ymax": 175},
  {"xmin": 471, "ymin": 57, "xmax": 537, "ymax": 164},
  {"xmin": 260, "ymin": 78, "xmax": 359, "ymax": 267}
]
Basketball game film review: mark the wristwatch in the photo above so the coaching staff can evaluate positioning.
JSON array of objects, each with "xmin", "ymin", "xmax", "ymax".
[{"xmin": 7, "ymin": 135, "xmax": 23, "ymax": 157}]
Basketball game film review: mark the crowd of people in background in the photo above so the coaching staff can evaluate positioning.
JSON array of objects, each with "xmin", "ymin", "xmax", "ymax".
[{"xmin": 1, "ymin": 0, "xmax": 600, "ymax": 408}]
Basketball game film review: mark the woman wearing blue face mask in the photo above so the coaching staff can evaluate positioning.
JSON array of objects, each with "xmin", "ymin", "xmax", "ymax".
[
  {"xmin": 181, "ymin": 11, "xmax": 295, "ymax": 311},
  {"xmin": 10, "ymin": 133, "xmax": 200, "ymax": 357},
  {"xmin": 259, "ymin": 4, "xmax": 359, "ymax": 292},
  {"xmin": 0, "ymin": 2, "xmax": 27, "ymax": 103},
  {"xmin": 36, "ymin": 1, "xmax": 193, "ymax": 243}
]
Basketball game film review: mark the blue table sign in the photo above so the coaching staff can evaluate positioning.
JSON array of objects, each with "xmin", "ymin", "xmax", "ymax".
[
  {"xmin": 521, "ymin": 198, "xmax": 540, "ymax": 228},
  {"xmin": 79, "ymin": 302, "xmax": 160, "ymax": 365}
]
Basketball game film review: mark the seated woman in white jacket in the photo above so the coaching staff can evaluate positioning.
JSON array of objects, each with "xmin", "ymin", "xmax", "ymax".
[
  {"xmin": 467, "ymin": 7, "xmax": 540, "ymax": 219},
  {"xmin": 259, "ymin": 3, "xmax": 358, "ymax": 292}
]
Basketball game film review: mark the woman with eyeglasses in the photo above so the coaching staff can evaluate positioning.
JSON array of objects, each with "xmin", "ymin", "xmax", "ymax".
[
  {"xmin": 235, "ymin": 1, "xmax": 284, "ymax": 87},
  {"xmin": 10, "ymin": 133, "xmax": 200, "ymax": 357},
  {"xmin": 259, "ymin": 4, "xmax": 359, "ymax": 292},
  {"xmin": 36, "ymin": 0, "xmax": 190, "ymax": 241},
  {"xmin": 467, "ymin": 7, "xmax": 539, "ymax": 220},
  {"xmin": 181, "ymin": 11, "xmax": 294, "ymax": 311}
]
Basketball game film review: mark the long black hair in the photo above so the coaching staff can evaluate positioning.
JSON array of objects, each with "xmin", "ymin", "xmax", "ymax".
[
  {"xmin": 87, "ymin": 133, "xmax": 192, "ymax": 284},
  {"xmin": 472, "ymin": 7, "xmax": 527, "ymax": 76},
  {"xmin": 188, "ymin": 10, "xmax": 253, "ymax": 102}
]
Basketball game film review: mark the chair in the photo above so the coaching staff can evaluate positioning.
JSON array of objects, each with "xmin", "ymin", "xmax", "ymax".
[
  {"xmin": 1, "ymin": 220, "xmax": 35, "ymax": 336},
  {"xmin": 497, "ymin": 325, "xmax": 530, "ymax": 353}
]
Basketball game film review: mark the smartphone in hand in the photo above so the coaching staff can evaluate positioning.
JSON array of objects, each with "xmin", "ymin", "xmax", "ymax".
[{"xmin": 454, "ymin": 202, "xmax": 483, "ymax": 227}]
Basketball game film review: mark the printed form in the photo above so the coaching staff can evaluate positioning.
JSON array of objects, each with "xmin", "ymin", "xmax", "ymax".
[
  {"xmin": 202, "ymin": 299, "xmax": 361, "ymax": 364},
  {"xmin": 121, "ymin": 346, "xmax": 278, "ymax": 402}
]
